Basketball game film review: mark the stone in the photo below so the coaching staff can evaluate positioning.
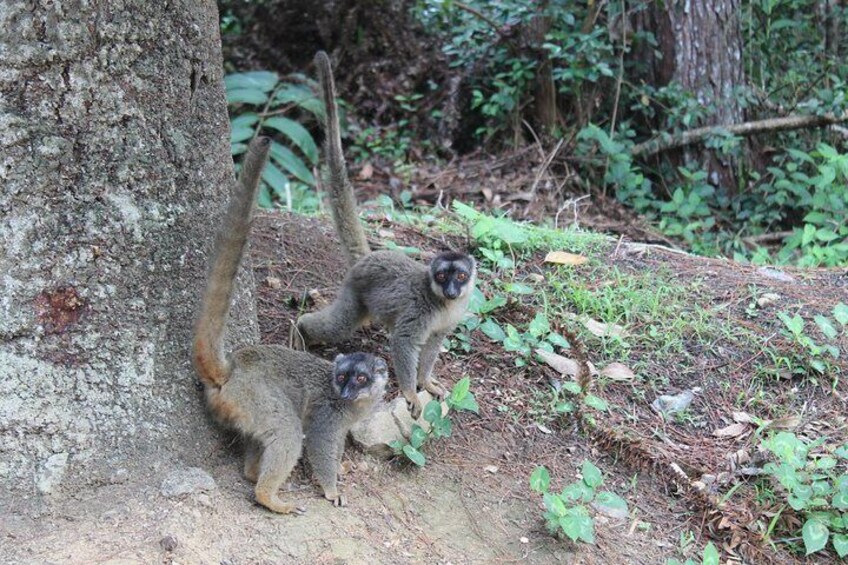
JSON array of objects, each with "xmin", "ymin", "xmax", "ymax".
[
  {"xmin": 350, "ymin": 391, "xmax": 444, "ymax": 458},
  {"xmin": 160, "ymin": 467, "xmax": 216, "ymax": 498},
  {"xmin": 35, "ymin": 452, "xmax": 69, "ymax": 494},
  {"xmin": 159, "ymin": 535, "xmax": 178, "ymax": 552}
]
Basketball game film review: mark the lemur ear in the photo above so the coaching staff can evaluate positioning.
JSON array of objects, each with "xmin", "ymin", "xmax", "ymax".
[{"xmin": 334, "ymin": 353, "xmax": 345, "ymax": 365}]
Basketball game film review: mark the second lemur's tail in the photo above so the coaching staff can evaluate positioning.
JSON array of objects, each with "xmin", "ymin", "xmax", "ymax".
[
  {"xmin": 192, "ymin": 137, "xmax": 271, "ymax": 388},
  {"xmin": 315, "ymin": 51, "xmax": 370, "ymax": 266}
]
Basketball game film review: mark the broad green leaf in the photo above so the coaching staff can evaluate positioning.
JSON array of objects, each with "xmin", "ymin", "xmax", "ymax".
[
  {"xmin": 581, "ymin": 461, "xmax": 603, "ymax": 489},
  {"xmin": 834, "ymin": 303, "xmax": 848, "ymax": 326},
  {"xmin": 231, "ymin": 126, "xmax": 255, "ymax": 144},
  {"xmin": 422, "ymin": 400, "xmax": 443, "ymax": 424},
  {"xmin": 269, "ymin": 142, "xmax": 316, "ymax": 185},
  {"xmin": 264, "ymin": 117, "xmax": 318, "ymax": 164},
  {"xmin": 479, "ymin": 319, "xmax": 507, "ymax": 341},
  {"xmin": 261, "ymin": 162, "xmax": 289, "ymax": 198},
  {"xmin": 561, "ymin": 481, "xmax": 594, "ymax": 504},
  {"xmin": 409, "ymin": 425, "xmax": 427, "ymax": 449},
  {"xmin": 226, "ymin": 88, "xmax": 269, "ymax": 106},
  {"xmin": 544, "ymin": 493, "xmax": 567, "ymax": 517},
  {"xmin": 833, "ymin": 490, "xmax": 848, "ymax": 511},
  {"xmin": 478, "ymin": 295, "xmax": 507, "ymax": 314},
  {"xmin": 778, "ymin": 312, "xmax": 804, "ymax": 336},
  {"xmin": 504, "ymin": 282, "xmax": 534, "ymax": 295},
  {"xmin": 592, "ymin": 491, "xmax": 628, "ymax": 519},
  {"xmin": 555, "ymin": 401, "xmax": 575, "ymax": 414},
  {"xmin": 562, "ymin": 381, "xmax": 582, "ymax": 395},
  {"xmin": 274, "ymin": 83, "xmax": 323, "ymax": 118},
  {"xmin": 231, "ymin": 142, "xmax": 248, "ymax": 156},
  {"xmin": 402, "ymin": 444, "xmax": 426, "ymax": 466},
  {"xmin": 815, "ymin": 315, "xmax": 838, "ymax": 340},
  {"xmin": 257, "ymin": 185, "xmax": 273, "ymax": 208},
  {"xmin": 225, "ymin": 71, "xmax": 279, "ymax": 92},
  {"xmin": 547, "ymin": 333, "xmax": 570, "ymax": 348},
  {"xmin": 802, "ymin": 518, "xmax": 829, "ymax": 555},
  {"xmin": 231, "ymin": 113, "xmax": 260, "ymax": 129},
  {"xmin": 833, "ymin": 533, "xmax": 848, "ymax": 558},
  {"xmin": 584, "ymin": 395, "xmax": 609, "ymax": 412},
  {"xmin": 530, "ymin": 466, "xmax": 551, "ymax": 493},
  {"xmin": 433, "ymin": 416, "xmax": 452, "ymax": 438},
  {"xmin": 528, "ymin": 313, "xmax": 550, "ymax": 338},
  {"xmin": 387, "ymin": 440, "xmax": 404, "ymax": 453},
  {"xmin": 453, "ymin": 394, "xmax": 479, "ymax": 414},
  {"xmin": 702, "ymin": 542, "xmax": 719, "ymax": 565},
  {"xmin": 560, "ymin": 508, "xmax": 595, "ymax": 544},
  {"xmin": 450, "ymin": 376, "xmax": 471, "ymax": 403}
]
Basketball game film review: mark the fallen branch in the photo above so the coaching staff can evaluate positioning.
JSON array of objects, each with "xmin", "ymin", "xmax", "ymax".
[{"xmin": 632, "ymin": 112, "xmax": 848, "ymax": 158}]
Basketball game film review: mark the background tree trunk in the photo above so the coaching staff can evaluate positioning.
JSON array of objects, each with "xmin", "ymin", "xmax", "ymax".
[
  {"xmin": 0, "ymin": 1, "xmax": 256, "ymax": 504},
  {"xmin": 634, "ymin": 0, "xmax": 747, "ymax": 191}
]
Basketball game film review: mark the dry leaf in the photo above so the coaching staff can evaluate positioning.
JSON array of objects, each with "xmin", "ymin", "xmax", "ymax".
[
  {"xmin": 713, "ymin": 422, "xmax": 749, "ymax": 438},
  {"xmin": 583, "ymin": 318, "xmax": 626, "ymax": 339},
  {"xmin": 536, "ymin": 423, "xmax": 553, "ymax": 434},
  {"xmin": 358, "ymin": 162, "xmax": 374, "ymax": 180},
  {"xmin": 600, "ymin": 362, "xmax": 635, "ymax": 381},
  {"xmin": 767, "ymin": 415, "xmax": 801, "ymax": 430},
  {"xmin": 484, "ymin": 465, "xmax": 499, "ymax": 474},
  {"xmin": 536, "ymin": 349, "xmax": 598, "ymax": 377},
  {"xmin": 265, "ymin": 276, "xmax": 282, "ymax": 289},
  {"xmin": 732, "ymin": 411, "xmax": 754, "ymax": 424},
  {"xmin": 544, "ymin": 251, "xmax": 588, "ymax": 266},
  {"xmin": 536, "ymin": 349, "xmax": 580, "ymax": 376}
]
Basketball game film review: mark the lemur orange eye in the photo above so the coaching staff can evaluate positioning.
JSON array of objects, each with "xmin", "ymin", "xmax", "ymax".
[
  {"xmin": 336, "ymin": 374, "xmax": 345, "ymax": 383},
  {"xmin": 435, "ymin": 272, "xmax": 447, "ymax": 283},
  {"xmin": 355, "ymin": 374, "xmax": 367, "ymax": 385},
  {"xmin": 456, "ymin": 272, "xmax": 468, "ymax": 282}
]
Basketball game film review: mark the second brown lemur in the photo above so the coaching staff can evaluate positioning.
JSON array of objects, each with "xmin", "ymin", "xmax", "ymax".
[
  {"xmin": 295, "ymin": 52, "xmax": 476, "ymax": 420},
  {"xmin": 193, "ymin": 136, "xmax": 388, "ymax": 514}
]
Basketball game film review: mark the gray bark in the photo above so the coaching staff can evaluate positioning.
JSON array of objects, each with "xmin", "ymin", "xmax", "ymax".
[
  {"xmin": 0, "ymin": 0, "xmax": 256, "ymax": 503},
  {"xmin": 633, "ymin": 0, "xmax": 747, "ymax": 190}
]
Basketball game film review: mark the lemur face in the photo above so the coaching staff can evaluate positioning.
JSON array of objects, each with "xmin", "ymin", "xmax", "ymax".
[
  {"xmin": 430, "ymin": 252, "xmax": 476, "ymax": 301},
  {"xmin": 331, "ymin": 352, "xmax": 388, "ymax": 402}
]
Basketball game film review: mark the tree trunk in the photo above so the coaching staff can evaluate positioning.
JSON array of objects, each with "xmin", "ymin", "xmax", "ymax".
[
  {"xmin": 0, "ymin": 1, "xmax": 256, "ymax": 503},
  {"xmin": 633, "ymin": 0, "xmax": 747, "ymax": 191}
]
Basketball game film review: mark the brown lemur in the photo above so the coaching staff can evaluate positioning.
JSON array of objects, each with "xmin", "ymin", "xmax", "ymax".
[
  {"xmin": 193, "ymin": 136, "xmax": 388, "ymax": 514},
  {"xmin": 295, "ymin": 52, "xmax": 476, "ymax": 420}
]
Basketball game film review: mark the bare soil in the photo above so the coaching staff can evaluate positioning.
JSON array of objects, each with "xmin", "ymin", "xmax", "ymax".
[{"xmin": 4, "ymin": 209, "xmax": 845, "ymax": 564}]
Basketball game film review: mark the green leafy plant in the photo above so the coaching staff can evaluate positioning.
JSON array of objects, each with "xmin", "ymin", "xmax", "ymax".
[
  {"xmin": 665, "ymin": 541, "xmax": 720, "ymax": 565},
  {"xmin": 529, "ymin": 461, "xmax": 628, "ymax": 544},
  {"xmin": 390, "ymin": 377, "xmax": 479, "ymax": 466},
  {"xmin": 225, "ymin": 70, "xmax": 322, "ymax": 211},
  {"xmin": 479, "ymin": 311, "xmax": 570, "ymax": 367},
  {"xmin": 760, "ymin": 431, "xmax": 848, "ymax": 557},
  {"xmin": 775, "ymin": 303, "xmax": 845, "ymax": 378}
]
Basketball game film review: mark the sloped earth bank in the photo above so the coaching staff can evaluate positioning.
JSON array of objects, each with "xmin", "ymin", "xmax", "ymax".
[{"xmin": 3, "ymin": 210, "xmax": 844, "ymax": 564}]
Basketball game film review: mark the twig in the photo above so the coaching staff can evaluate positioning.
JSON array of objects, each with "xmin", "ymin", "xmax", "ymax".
[
  {"xmin": 741, "ymin": 231, "xmax": 793, "ymax": 246},
  {"xmin": 454, "ymin": 1, "xmax": 504, "ymax": 34},
  {"xmin": 632, "ymin": 112, "xmax": 848, "ymax": 158}
]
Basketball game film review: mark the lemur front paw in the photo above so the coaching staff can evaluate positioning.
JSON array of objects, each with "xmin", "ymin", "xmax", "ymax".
[{"xmin": 324, "ymin": 491, "xmax": 347, "ymax": 507}]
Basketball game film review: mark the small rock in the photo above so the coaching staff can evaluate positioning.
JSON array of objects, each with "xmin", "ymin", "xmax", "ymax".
[
  {"xmin": 350, "ymin": 391, "xmax": 443, "ymax": 458},
  {"xmin": 160, "ymin": 535, "xmax": 178, "ymax": 552},
  {"xmin": 265, "ymin": 276, "xmax": 281, "ymax": 289},
  {"xmin": 484, "ymin": 465, "xmax": 499, "ymax": 474},
  {"xmin": 651, "ymin": 389, "xmax": 699, "ymax": 416},
  {"xmin": 520, "ymin": 536, "xmax": 529, "ymax": 544},
  {"xmin": 36, "ymin": 452, "xmax": 69, "ymax": 495},
  {"xmin": 160, "ymin": 467, "xmax": 217, "ymax": 498},
  {"xmin": 756, "ymin": 292, "xmax": 781, "ymax": 308},
  {"xmin": 109, "ymin": 468, "xmax": 129, "ymax": 484},
  {"xmin": 756, "ymin": 267, "xmax": 794, "ymax": 283}
]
